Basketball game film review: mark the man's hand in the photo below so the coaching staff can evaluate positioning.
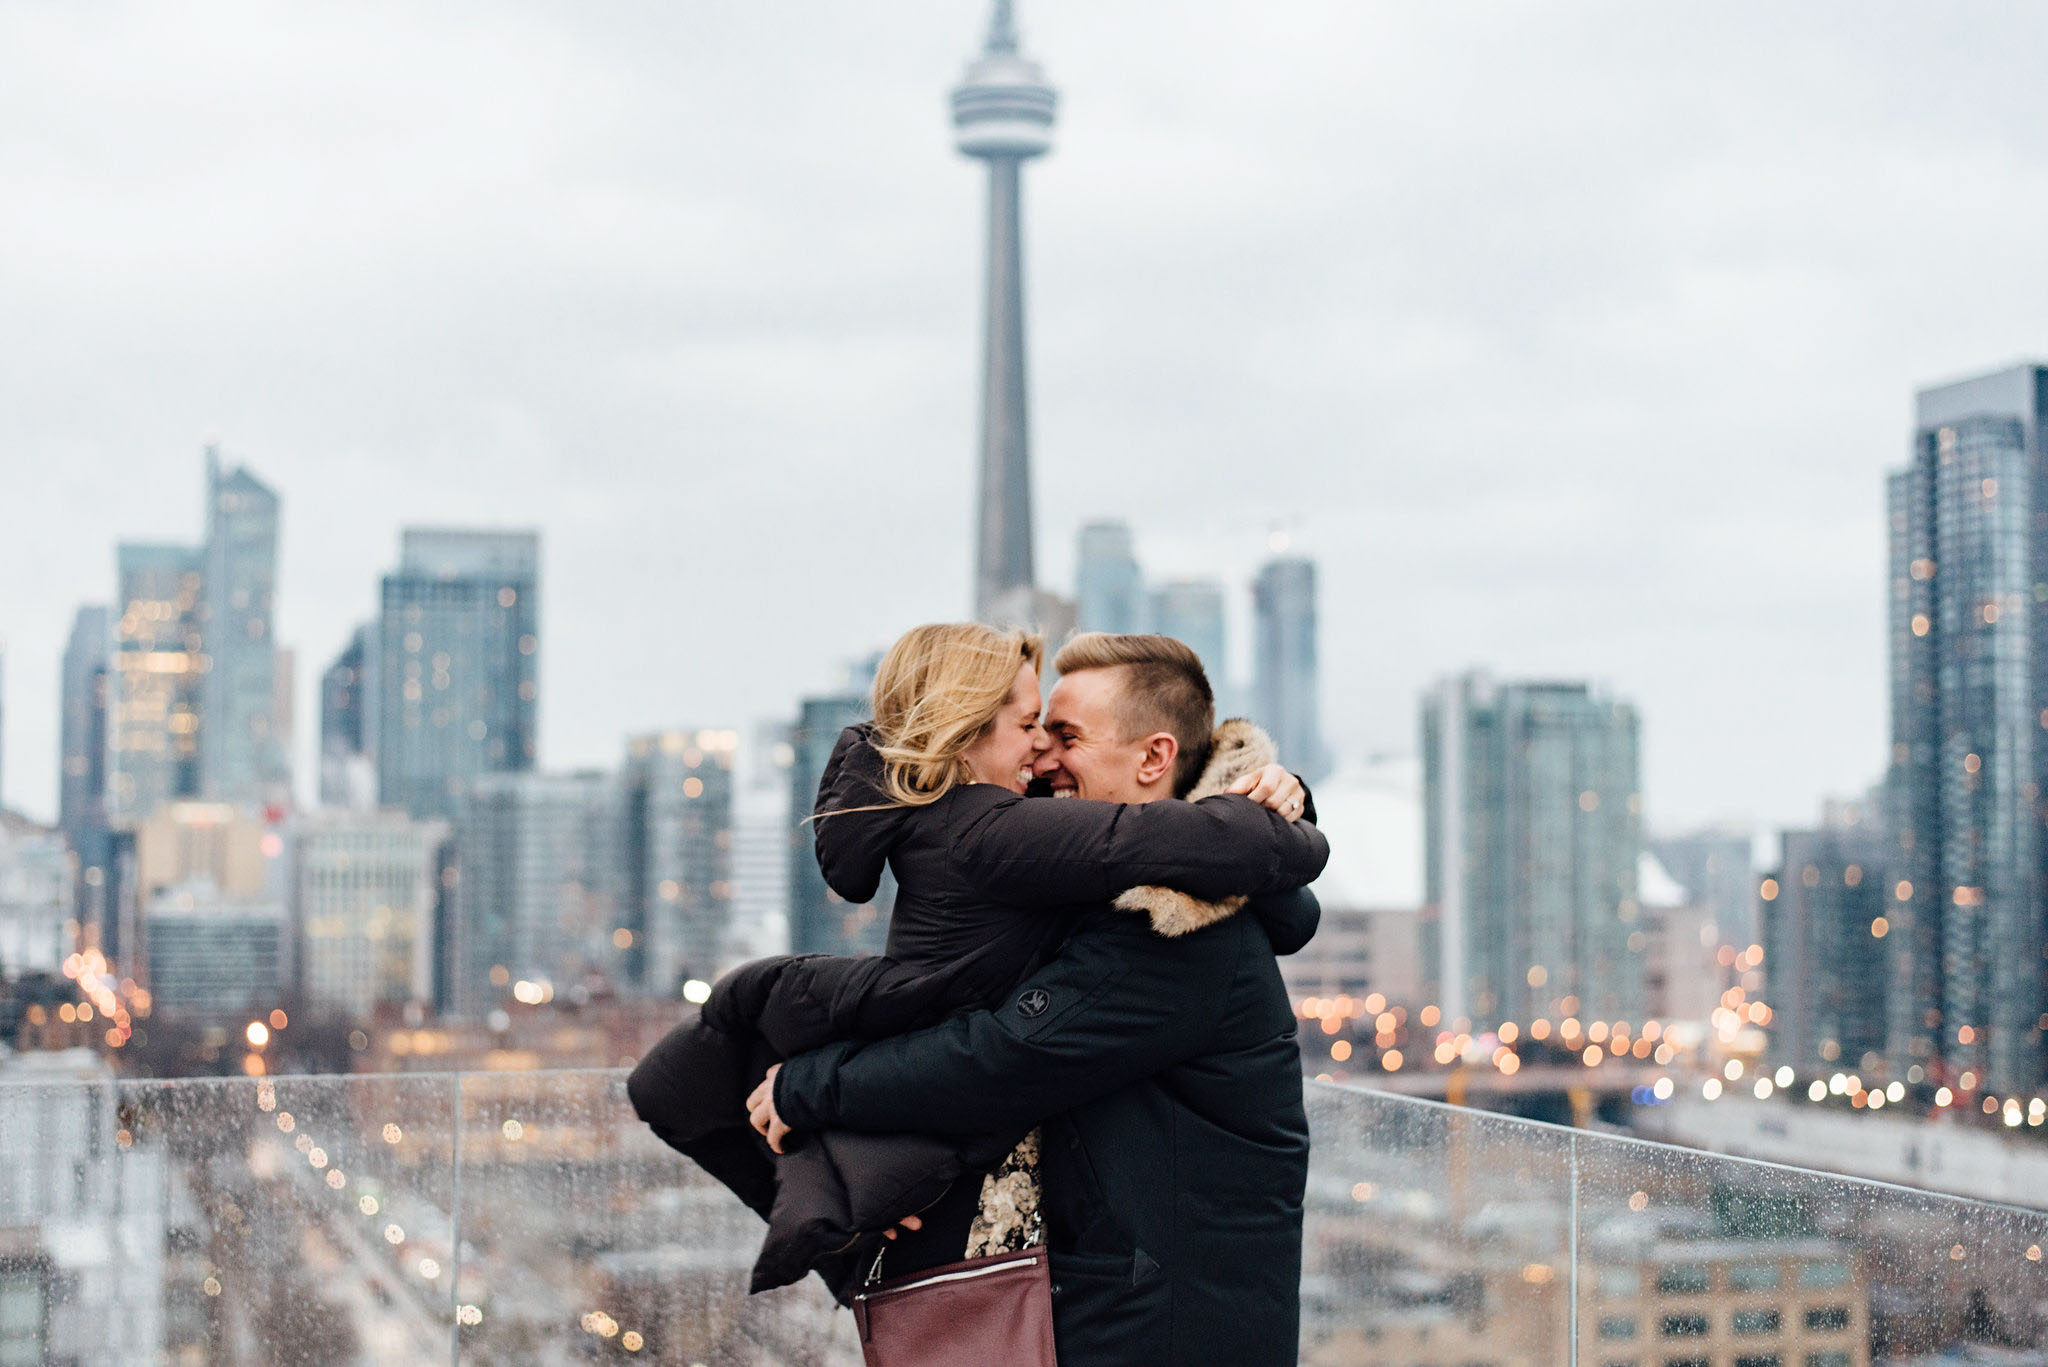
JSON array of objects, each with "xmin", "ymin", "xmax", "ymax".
[
  {"xmin": 747, "ymin": 1064, "xmax": 793, "ymax": 1153},
  {"xmin": 1228, "ymin": 763, "xmax": 1306, "ymax": 822},
  {"xmin": 745, "ymin": 1062, "xmax": 923, "ymax": 1239}
]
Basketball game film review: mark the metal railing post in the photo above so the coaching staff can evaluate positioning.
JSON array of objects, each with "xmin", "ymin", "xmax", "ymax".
[
  {"xmin": 1568, "ymin": 1132, "xmax": 1580, "ymax": 1367},
  {"xmin": 447, "ymin": 1070, "xmax": 464, "ymax": 1367}
]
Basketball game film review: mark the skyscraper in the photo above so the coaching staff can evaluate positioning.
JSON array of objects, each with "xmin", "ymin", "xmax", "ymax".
[
  {"xmin": 619, "ymin": 730, "xmax": 736, "ymax": 995},
  {"xmin": 319, "ymin": 624, "xmax": 375, "ymax": 810},
  {"xmin": 1148, "ymin": 579, "xmax": 1227, "ymax": 687},
  {"xmin": 955, "ymin": 0, "xmax": 1057, "ymax": 628},
  {"xmin": 375, "ymin": 530, "xmax": 539, "ymax": 823},
  {"xmin": 1888, "ymin": 363, "xmax": 2048, "ymax": 1093},
  {"xmin": 1075, "ymin": 520, "xmax": 1144, "ymax": 635},
  {"xmin": 787, "ymin": 691, "xmax": 890, "ymax": 957},
  {"xmin": 448, "ymin": 770, "xmax": 619, "ymax": 1017},
  {"xmin": 1253, "ymin": 556, "xmax": 1327, "ymax": 781},
  {"xmin": 109, "ymin": 543, "xmax": 205, "ymax": 827},
  {"xmin": 1763, "ymin": 816, "xmax": 1889, "ymax": 1077},
  {"xmin": 1423, "ymin": 672, "xmax": 1644, "ymax": 1028},
  {"xmin": 198, "ymin": 448, "xmax": 288, "ymax": 808},
  {"xmin": 57, "ymin": 606, "xmax": 111, "ymax": 862}
]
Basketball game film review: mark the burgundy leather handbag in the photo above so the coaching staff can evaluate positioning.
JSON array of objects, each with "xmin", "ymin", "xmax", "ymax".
[{"xmin": 850, "ymin": 1245, "xmax": 1057, "ymax": 1367}]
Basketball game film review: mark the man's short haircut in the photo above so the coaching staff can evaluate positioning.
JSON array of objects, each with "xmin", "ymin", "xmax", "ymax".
[{"xmin": 1052, "ymin": 633, "xmax": 1217, "ymax": 795}]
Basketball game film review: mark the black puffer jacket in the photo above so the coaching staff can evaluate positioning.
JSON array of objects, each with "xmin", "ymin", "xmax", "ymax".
[
  {"xmin": 774, "ymin": 898, "xmax": 1324, "ymax": 1363},
  {"xmin": 627, "ymin": 725, "xmax": 1327, "ymax": 1299}
]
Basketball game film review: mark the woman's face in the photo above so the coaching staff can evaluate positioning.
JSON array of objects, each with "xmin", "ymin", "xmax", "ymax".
[{"xmin": 960, "ymin": 663, "xmax": 1048, "ymax": 793}]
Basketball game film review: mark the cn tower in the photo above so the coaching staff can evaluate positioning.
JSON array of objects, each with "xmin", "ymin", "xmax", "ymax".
[{"xmin": 953, "ymin": 0, "xmax": 1057, "ymax": 628}]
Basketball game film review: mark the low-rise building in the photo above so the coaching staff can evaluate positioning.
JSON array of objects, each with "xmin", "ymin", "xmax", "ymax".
[
  {"xmin": 1578, "ymin": 1223, "xmax": 1869, "ymax": 1367},
  {"xmin": 292, "ymin": 809, "xmax": 449, "ymax": 1019},
  {"xmin": 143, "ymin": 881, "xmax": 287, "ymax": 1016}
]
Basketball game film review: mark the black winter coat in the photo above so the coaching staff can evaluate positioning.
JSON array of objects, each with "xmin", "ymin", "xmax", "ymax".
[
  {"xmin": 775, "ymin": 874, "xmax": 1328, "ymax": 1364},
  {"xmin": 627, "ymin": 726, "xmax": 1329, "ymax": 1301}
]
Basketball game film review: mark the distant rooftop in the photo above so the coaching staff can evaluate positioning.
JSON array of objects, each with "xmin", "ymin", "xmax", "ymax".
[
  {"xmin": 399, "ymin": 528, "xmax": 540, "ymax": 578},
  {"xmin": 1915, "ymin": 361, "xmax": 2048, "ymax": 429}
]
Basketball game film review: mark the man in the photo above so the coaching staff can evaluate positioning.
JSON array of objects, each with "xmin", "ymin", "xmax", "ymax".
[{"xmin": 753, "ymin": 633, "xmax": 1325, "ymax": 1367}]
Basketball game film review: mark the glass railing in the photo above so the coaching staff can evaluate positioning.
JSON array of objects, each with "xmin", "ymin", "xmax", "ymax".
[{"xmin": 2, "ymin": 1057, "xmax": 2044, "ymax": 1365}]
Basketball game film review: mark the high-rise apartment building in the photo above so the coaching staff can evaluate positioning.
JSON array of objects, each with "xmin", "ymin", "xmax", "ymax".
[
  {"xmin": 1148, "ymin": 579, "xmax": 1227, "ymax": 688},
  {"xmin": 58, "ymin": 605, "xmax": 112, "ymax": 861},
  {"xmin": 198, "ymin": 449, "xmax": 288, "ymax": 807},
  {"xmin": 375, "ymin": 530, "xmax": 539, "ymax": 823},
  {"xmin": 319, "ymin": 624, "xmax": 374, "ymax": 810},
  {"xmin": 1075, "ymin": 521, "xmax": 1144, "ymax": 635},
  {"xmin": 1253, "ymin": 555, "xmax": 1327, "ymax": 781},
  {"xmin": 619, "ymin": 730, "xmax": 736, "ymax": 995},
  {"xmin": 109, "ymin": 544, "xmax": 205, "ymax": 827},
  {"xmin": 1763, "ymin": 815, "xmax": 1890, "ymax": 1077},
  {"xmin": 104, "ymin": 451, "xmax": 287, "ymax": 828},
  {"xmin": 1888, "ymin": 363, "xmax": 2048, "ymax": 1093},
  {"xmin": 447, "ymin": 770, "xmax": 617, "ymax": 1017},
  {"xmin": 291, "ymin": 809, "xmax": 448, "ymax": 1019},
  {"xmin": 787, "ymin": 692, "xmax": 890, "ymax": 957},
  {"xmin": 1423, "ymin": 672, "xmax": 1644, "ymax": 1028}
]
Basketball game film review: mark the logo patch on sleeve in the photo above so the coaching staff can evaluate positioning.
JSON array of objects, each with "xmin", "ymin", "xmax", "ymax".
[{"xmin": 1016, "ymin": 988, "xmax": 1050, "ymax": 1019}]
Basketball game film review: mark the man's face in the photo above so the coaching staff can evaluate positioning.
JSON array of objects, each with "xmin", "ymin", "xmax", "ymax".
[{"xmin": 1036, "ymin": 668, "xmax": 1157, "ymax": 805}]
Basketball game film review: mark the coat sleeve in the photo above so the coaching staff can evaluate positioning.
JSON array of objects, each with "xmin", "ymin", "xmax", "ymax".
[
  {"xmin": 1250, "ymin": 886, "xmax": 1321, "ymax": 957},
  {"xmin": 952, "ymin": 790, "xmax": 1329, "ymax": 908},
  {"xmin": 774, "ymin": 912, "xmax": 1248, "ymax": 1137},
  {"xmin": 810, "ymin": 725, "xmax": 897, "ymax": 905}
]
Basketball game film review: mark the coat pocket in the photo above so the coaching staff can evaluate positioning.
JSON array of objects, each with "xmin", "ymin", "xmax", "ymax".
[{"xmin": 1048, "ymin": 1249, "xmax": 1172, "ymax": 1367}]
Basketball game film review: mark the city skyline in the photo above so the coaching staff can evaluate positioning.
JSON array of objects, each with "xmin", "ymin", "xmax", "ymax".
[
  {"xmin": 14, "ymin": 8, "xmax": 2048, "ymax": 836},
  {"xmin": 9, "ymin": 10, "xmax": 2048, "ymax": 1356}
]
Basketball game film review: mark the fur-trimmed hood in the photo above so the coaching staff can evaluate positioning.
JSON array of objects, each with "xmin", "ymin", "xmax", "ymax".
[{"xmin": 1116, "ymin": 718, "xmax": 1290, "ymax": 937}]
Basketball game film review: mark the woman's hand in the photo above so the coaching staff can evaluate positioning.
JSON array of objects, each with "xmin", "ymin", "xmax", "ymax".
[
  {"xmin": 745, "ymin": 1063, "xmax": 922, "ymax": 1239},
  {"xmin": 1228, "ymin": 763, "xmax": 1306, "ymax": 822},
  {"xmin": 747, "ymin": 1064, "xmax": 793, "ymax": 1153}
]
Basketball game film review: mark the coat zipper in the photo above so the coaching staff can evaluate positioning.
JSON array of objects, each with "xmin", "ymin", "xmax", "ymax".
[{"xmin": 859, "ymin": 1255, "xmax": 1040, "ymax": 1302}]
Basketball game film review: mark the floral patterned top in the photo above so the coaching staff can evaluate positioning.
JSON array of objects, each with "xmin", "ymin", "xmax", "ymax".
[{"xmin": 964, "ymin": 1127, "xmax": 1044, "ymax": 1257}]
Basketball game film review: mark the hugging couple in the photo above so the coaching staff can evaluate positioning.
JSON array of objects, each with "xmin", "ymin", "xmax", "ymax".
[{"xmin": 629, "ymin": 622, "xmax": 1330, "ymax": 1367}]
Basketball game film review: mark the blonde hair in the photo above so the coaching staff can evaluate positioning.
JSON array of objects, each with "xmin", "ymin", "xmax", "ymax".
[
  {"xmin": 1051, "ymin": 633, "xmax": 1216, "ymax": 795},
  {"xmin": 870, "ymin": 623, "xmax": 1043, "ymax": 807}
]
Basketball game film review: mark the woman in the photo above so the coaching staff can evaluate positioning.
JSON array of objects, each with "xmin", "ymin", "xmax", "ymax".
[{"xmin": 627, "ymin": 622, "xmax": 1326, "ymax": 1297}]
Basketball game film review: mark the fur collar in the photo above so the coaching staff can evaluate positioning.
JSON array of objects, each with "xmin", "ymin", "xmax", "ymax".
[{"xmin": 1113, "ymin": 718, "xmax": 1277, "ymax": 937}]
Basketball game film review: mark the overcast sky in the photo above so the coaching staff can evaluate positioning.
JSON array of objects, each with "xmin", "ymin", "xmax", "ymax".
[{"xmin": 6, "ymin": 1, "xmax": 2048, "ymax": 835}]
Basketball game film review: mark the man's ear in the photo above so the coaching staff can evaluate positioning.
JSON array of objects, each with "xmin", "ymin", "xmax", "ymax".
[{"xmin": 1135, "ymin": 732, "xmax": 1179, "ymax": 788}]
